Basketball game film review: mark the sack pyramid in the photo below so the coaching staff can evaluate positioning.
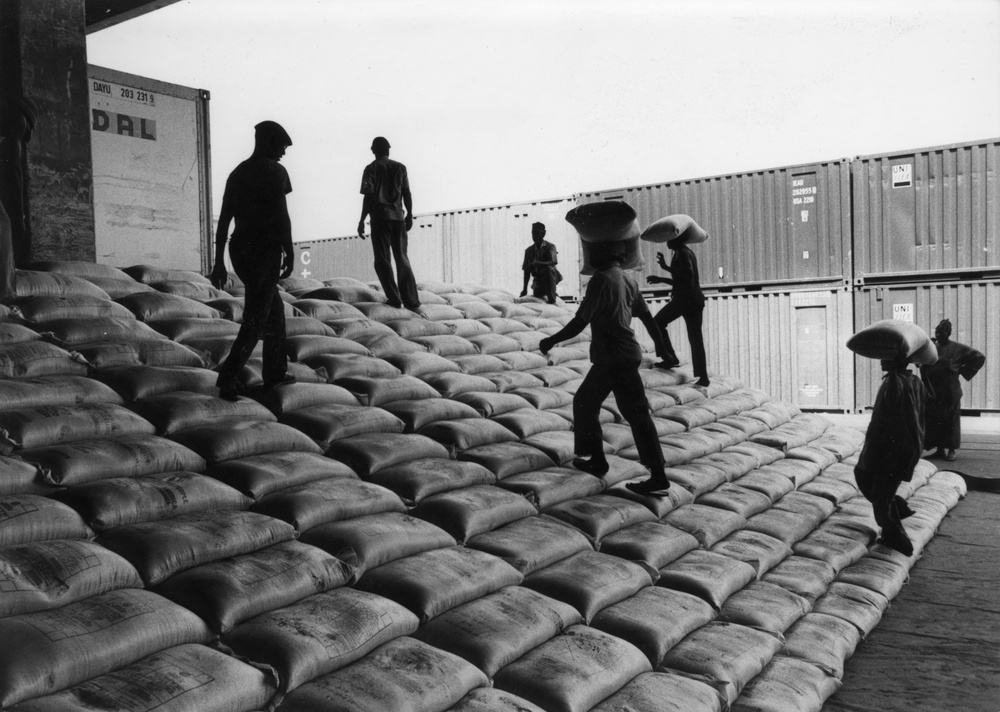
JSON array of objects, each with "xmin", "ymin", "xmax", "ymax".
[{"xmin": 0, "ymin": 262, "xmax": 965, "ymax": 711}]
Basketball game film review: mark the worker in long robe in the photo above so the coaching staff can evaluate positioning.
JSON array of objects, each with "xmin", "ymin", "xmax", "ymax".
[
  {"xmin": 855, "ymin": 356, "xmax": 925, "ymax": 557},
  {"xmin": 920, "ymin": 319, "xmax": 985, "ymax": 462}
]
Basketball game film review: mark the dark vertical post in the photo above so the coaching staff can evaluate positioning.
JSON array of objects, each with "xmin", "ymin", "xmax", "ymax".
[{"xmin": 5, "ymin": 0, "xmax": 96, "ymax": 263}]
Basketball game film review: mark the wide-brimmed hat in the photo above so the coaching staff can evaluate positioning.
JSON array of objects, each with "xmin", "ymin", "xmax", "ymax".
[
  {"xmin": 641, "ymin": 214, "xmax": 709, "ymax": 245},
  {"xmin": 565, "ymin": 200, "xmax": 639, "ymax": 243}
]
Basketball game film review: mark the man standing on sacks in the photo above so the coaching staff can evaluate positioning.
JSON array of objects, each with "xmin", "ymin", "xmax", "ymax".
[
  {"xmin": 357, "ymin": 136, "xmax": 420, "ymax": 311},
  {"xmin": 210, "ymin": 120, "xmax": 296, "ymax": 401}
]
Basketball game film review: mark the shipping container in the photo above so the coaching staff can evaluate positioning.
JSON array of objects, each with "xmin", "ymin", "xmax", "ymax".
[
  {"xmin": 854, "ymin": 280, "xmax": 999, "ymax": 412},
  {"xmin": 419, "ymin": 197, "xmax": 582, "ymax": 296},
  {"xmin": 89, "ymin": 65, "xmax": 212, "ymax": 272},
  {"xmin": 638, "ymin": 287, "xmax": 854, "ymax": 411},
  {"xmin": 293, "ymin": 197, "xmax": 582, "ymax": 296},
  {"xmin": 852, "ymin": 138, "xmax": 1000, "ymax": 284},
  {"xmin": 577, "ymin": 158, "xmax": 852, "ymax": 292},
  {"xmin": 292, "ymin": 235, "xmax": 376, "ymax": 284}
]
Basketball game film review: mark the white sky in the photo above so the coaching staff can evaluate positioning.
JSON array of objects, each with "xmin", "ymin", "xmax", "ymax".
[{"xmin": 87, "ymin": 0, "xmax": 1000, "ymax": 242}]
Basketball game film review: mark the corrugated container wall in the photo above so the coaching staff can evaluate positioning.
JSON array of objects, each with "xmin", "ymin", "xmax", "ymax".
[
  {"xmin": 852, "ymin": 138, "xmax": 1000, "ymax": 283},
  {"xmin": 291, "ymin": 236, "xmax": 378, "ymax": 284},
  {"xmin": 415, "ymin": 197, "xmax": 581, "ymax": 296},
  {"xmin": 290, "ymin": 217, "xmax": 447, "ymax": 285},
  {"xmin": 640, "ymin": 288, "xmax": 854, "ymax": 411},
  {"xmin": 576, "ymin": 159, "xmax": 852, "ymax": 291},
  {"xmin": 289, "ymin": 200, "xmax": 578, "ymax": 295},
  {"xmin": 854, "ymin": 280, "xmax": 1000, "ymax": 412}
]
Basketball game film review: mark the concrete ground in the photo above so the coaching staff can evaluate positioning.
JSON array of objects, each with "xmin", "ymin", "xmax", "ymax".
[{"xmin": 821, "ymin": 416, "xmax": 1000, "ymax": 712}]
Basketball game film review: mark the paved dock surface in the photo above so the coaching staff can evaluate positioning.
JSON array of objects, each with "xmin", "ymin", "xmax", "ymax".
[{"xmin": 822, "ymin": 415, "xmax": 1000, "ymax": 712}]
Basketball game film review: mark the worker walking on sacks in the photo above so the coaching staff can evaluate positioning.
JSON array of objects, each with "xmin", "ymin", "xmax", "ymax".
[
  {"xmin": 539, "ymin": 200, "xmax": 671, "ymax": 497},
  {"xmin": 847, "ymin": 320, "xmax": 937, "ymax": 557},
  {"xmin": 520, "ymin": 221, "xmax": 561, "ymax": 304},
  {"xmin": 357, "ymin": 136, "xmax": 420, "ymax": 311},
  {"xmin": 920, "ymin": 318, "xmax": 986, "ymax": 462},
  {"xmin": 210, "ymin": 120, "xmax": 296, "ymax": 401},
  {"xmin": 643, "ymin": 217, "xmax": 710, "ymax": 387}
]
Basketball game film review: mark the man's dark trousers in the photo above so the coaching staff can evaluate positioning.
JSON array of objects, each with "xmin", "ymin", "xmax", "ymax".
[
  {"xmin": 371, "ymin": 216, "xmax": 419, "ymax": 308},
  {"xmin": 217, "ymin": 240, "xmax": 288, "ymax": 386},
  {"xmin": 573, "ymin": 362, "xmax": 665, "ymax": 473}
]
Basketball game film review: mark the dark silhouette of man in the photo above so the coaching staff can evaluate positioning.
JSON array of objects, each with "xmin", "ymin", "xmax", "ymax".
[
  {"xmin": 520, "ymin": 221, "xmax": 560, "ymax": 304},
  {"xmin": 920, "ymin": 318, "xmax": 986, "ymax": 461},
  {"xmin": 210, "ymin": 120, "xmax": 296, "ymax": 400},
  {"xmin": 646, "ymin": 234, "xmax": 709, "ymax": 387},
  {"xmin": 541, "ymin": 201, "xmax": 670, "ymax": 497},
  {"xmin": 357, "ymin": 137, "xmax": 419, "ymax": 310},
  {"xmin": 855, "ymin": 356, "xmax": 924, "ymax": 556}
]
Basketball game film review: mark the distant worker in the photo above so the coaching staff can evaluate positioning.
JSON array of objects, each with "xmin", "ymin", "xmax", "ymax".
[
  {"xmin": 357, "ymin": 136, "xmax": 419, "ymax": 311},
  {"xmin": 210, "ymin": 120, "xmax": 296, "ymax": 401},
  {"xmin": 520, "ymin": 221, "xmax": 561, "ymax": 304},
  {"xmin": 646, "ymin": 231, "xmax": 709, "ymax": 386},
  {"xmin": 920, "ymin": 318, "xmax": 986, "ymax": 462},
  {"xmin": 541, "ymin": 201, "xmax": 671, "ymax": 497}
]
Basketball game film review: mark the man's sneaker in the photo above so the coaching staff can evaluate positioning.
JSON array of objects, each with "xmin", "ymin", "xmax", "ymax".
[
  {"xmin": 625, "ymin": 477, "xmax": 671, "ymax": 497},
  {"xmin": 263, "ymin": 374, "xmax": 296, "ymax": 390},
  {"xmin": 217, "ymin": 379, "xmax": 242, "ymax": 402},
  {"xmin": 880, "ymin": 525, "xmax": 914, "ymax": 557},
  {"xmin": 573, "ymin": 457, "xmax": 610, "ymax": 477}
]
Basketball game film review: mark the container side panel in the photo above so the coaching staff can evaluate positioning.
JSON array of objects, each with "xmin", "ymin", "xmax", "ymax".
[
  {"xmin": 853, "ymin": 138, "xmax": 1000, "ymax": 281},
  {"xmin": 89, "ymin": 66, "xmax": 207, "ymax": 272},
  {"xmin": 854, "ymin": 280, "xmax": 998, "ymax": 411}
]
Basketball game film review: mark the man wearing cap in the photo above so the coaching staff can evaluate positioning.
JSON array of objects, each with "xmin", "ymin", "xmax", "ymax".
[
  {"xmin": 210, "ymin": 120, "xmax": 296, "ymax": 400},
  {"xmin": 540, "ymin": 200, "xmax": 671, "ymax": 497},
  {"xmin": 646, "ymin": 233, "xmax": 709, "ymax": 387},
  {"xmin": 358, "ymin": 137, "xmax": 419, "ymax": 310},
  {"xmin": 920, "ymin": 318, "xmax": 986, "ymax": 461},
  {"xmin": 520, "ymin": 222, "xmax": 561, "ymax": 304}
]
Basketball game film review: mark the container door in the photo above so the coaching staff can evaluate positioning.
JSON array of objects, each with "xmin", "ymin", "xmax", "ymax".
[
  {"xmin": 789, "ymin": 171, "xmax": 820, "ymax": 279},
  {"xmin": 794, "ymin": 305, "xmax": 829, "ymax": 407},
  {"xmin": 885, "ymin": 157, "xmax": 917, "ymax": 273}
]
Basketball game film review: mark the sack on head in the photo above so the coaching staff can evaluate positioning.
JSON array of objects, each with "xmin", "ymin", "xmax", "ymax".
[
  {"xmin": 640, "ymin": 214, "xmax": 710, "ymax": 245},
  {"xmin": 847, "ymin": 320, "xmax": 937, "ymax": 364}
]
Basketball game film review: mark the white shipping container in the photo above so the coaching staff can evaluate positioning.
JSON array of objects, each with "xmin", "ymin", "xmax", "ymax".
[{"xmin": 89, "ymin": 65, "xmax": 212, "ymax": 273}]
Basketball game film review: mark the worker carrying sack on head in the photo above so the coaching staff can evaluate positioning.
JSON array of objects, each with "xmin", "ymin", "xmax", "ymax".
[
  {"xmin": 539, "ymin": 200, "xmax": 671, "ymax": 497},
  {"xmin": 641, "ymin": 214, "xmax": 710, "ymax": 387},
  {"xmin": 847, "ymin": 319, "xmax": 938, "ymax": 556}
]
